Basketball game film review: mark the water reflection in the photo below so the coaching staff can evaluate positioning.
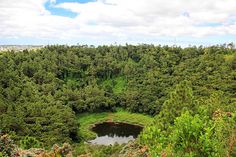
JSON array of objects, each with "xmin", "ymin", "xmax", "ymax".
[{"xmin": 88, "ymin": 122, "xmax": 143, "ymax": 145}]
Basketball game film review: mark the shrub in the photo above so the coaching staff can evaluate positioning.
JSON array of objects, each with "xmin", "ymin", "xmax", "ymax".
[
  {"xmin": 20, "ymin": 136, "xmax": 41, "ymax": 149},
  {"xmin": 140, "ymin": 111, "xmax": 236, "ymax": 157}
]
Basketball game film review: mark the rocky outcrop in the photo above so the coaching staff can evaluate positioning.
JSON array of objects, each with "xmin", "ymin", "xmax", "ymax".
[{"xmin": 16, "ymin": 143, "xmax": 73, "ymax": 157}]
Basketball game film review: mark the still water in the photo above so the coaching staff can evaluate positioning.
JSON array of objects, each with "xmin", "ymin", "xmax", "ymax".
[{"xmin": 88, "ymin": 122, "xmax": 143, "ymax": 145}]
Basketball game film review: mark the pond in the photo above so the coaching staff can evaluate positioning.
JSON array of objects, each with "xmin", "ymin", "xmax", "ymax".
[{"xmin": 88, "ymin": 122, "xmax": 143, "ymax": 145}]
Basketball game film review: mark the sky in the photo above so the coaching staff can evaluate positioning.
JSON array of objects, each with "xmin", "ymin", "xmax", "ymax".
[{"xmin": 1, "ymin": 0, "xmax": 236, "ymax": 46}]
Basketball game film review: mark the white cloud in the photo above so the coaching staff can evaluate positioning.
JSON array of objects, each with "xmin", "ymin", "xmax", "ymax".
[{"xmin": 1, "ymin": 0, "xmax": 236, "ymax": 44}]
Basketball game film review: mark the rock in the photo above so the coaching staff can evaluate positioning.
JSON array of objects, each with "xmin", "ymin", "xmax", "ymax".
[
  {"xmin": 119, "ymin": 141, "xmax": 149, "ymax": 157},
  {"xmin": 16, "ymin": 148, "xmax": 45, "ymax": 157}
]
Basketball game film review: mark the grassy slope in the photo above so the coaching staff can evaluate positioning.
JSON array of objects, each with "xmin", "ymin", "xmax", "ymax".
[
  {"xmin": 113, "ymin": 76, "xmax": 127, "ymax": 94},
  {"xmin": 77, "ymin": 110, "xmax": 153, "ymax": 140},
  {"xmin": 101, "ymin": 76, "xmax": 126, "ymax": 95}
]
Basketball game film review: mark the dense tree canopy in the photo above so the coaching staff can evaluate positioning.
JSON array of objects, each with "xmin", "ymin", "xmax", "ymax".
[{"xmin": 0, "ymin": 44, "xmax": 235, "ymax": 155}]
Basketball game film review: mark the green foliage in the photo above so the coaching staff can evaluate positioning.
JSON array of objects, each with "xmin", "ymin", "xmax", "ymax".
[
  {"xmin": 1, "ymin": 45, "xmax": 235, "ymax": 116},
  {"xmin": 0, "ymin": 99, "xmax": 78, "ymax": 146},
  {"xmin": 0, "ymin": 44, "xmax": 236, "ymax": 155},
  {"xmin": 113, "ymin": 76, "xmax": 127, "ymax": 94},
  {"xmin": 140, "ymin": 111, "xmax": 236, "ymax": 157},
  {"xmin": 101, "ymin": 76, "xmax": 127, "ymax": 95},
  {"xmin": 171, "ymin": 112, "xmax": 216, "ymax": 157},
  {"xmin": 75, "ymin": 83, "xmax": 115, "ymax": 112},
  {"xmin": 139, "ymin": 126, "xmax": 168, "ymax": 157},
  {"xmin": 199, "ymin": 91, "xmax": 233, "ymax": 116},
  {"xmin": 20, "ymin": 136, "xmax": 41, "ymax": 149},
  {"xmin": 156, "ymin": 81, "xmax": 197, "ymax": 129}
]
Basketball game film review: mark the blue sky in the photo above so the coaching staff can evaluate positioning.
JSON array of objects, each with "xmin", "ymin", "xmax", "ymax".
[
  {"xmin": 44, "ymin": 0, "xmax": 95, "ymax": 18},
  {"xmin": 1, "ymin": 0, "xmax": 236, "ymax": 46},
  {"xmin": 45, "ymin": 1, "xmax": 77, "ymax": 18}
]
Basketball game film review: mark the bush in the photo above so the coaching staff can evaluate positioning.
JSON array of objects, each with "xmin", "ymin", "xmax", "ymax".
[
  {"xmin": 20, "ymin": 136, "xmax": 41, "ymax": 149},
  {"xmin": 140, "ymin": 111, "xmax": 236, "ymax": 157},
  {"xmin": 171, "ymin": 112, "xmax": 217, "ymax": 157}
]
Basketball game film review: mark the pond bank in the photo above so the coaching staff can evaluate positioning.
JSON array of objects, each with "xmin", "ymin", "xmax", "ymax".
[{"xmin": 77, "ymin": 110, "xmax": 153, "ymax": 140}]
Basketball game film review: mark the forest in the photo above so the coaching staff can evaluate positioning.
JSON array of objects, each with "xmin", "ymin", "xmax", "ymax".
[{"xmin": 0, "ymin": 44, "xmax": 236, "ymax": 157}]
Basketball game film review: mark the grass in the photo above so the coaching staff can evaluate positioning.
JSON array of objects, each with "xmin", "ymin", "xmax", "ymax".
[
  {"xmin": 110, "ymin": 110, "xmax": 153, "ymax": 126},
  {"xmin": 113, "ymin": 76, "xmax": 127, "ymax": 94},
  {"xmin": 77, "ymin": 109, "xmax": 153, "ymax": 140},
  {"xmin": 77, "ymin": 112, "xmax": 109, "ymax": 140}
]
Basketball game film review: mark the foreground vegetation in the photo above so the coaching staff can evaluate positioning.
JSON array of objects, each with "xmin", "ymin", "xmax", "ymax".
[
  {"xmin": 0, "ymin": 44, "xmax": 236, "ymax": 156},
  {"xmin": 139, "ymin": 81, "xmax": 236, "ymax": 157}
]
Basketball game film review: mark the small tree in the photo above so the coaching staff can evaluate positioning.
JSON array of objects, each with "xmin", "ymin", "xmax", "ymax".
[{"xmin": 156, "ymin": 81, "xmax": 197, "ymax": 129}]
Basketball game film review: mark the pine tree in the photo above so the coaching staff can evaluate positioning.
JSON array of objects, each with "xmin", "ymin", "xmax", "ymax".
[{"xmin": 156, "ymin": 81, "xmax": 197, "ymax": 129}]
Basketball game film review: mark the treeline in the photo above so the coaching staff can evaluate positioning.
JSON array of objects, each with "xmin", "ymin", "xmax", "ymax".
[{"xmin": 0, "ymin": 44, "xmax": 235, "ymax": 148}]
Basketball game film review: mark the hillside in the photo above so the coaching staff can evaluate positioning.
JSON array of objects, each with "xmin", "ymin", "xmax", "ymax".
[{"xmin": 0, "ymin": 44, "xmax": 235, "ymax": 157}]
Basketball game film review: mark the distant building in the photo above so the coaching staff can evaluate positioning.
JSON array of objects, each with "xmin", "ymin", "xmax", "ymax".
[{"xmin": 0, "ymin": 45, "xmax": 44, "ymax": 51}]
